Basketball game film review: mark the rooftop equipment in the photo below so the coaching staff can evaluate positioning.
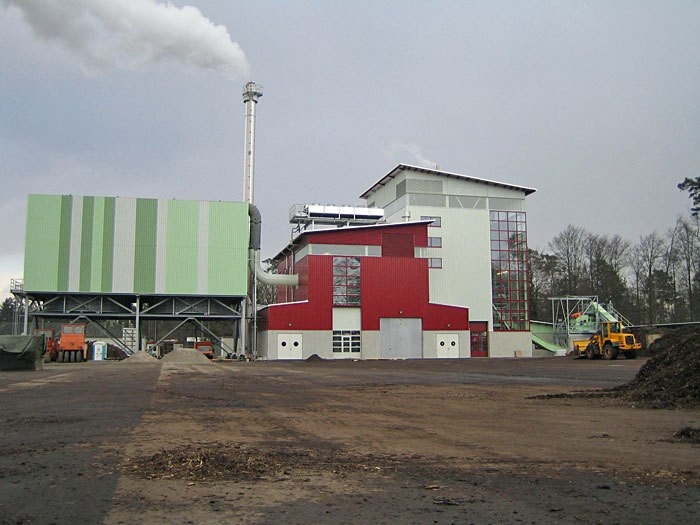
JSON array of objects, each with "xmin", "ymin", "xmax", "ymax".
[{"xmin": 289, "ymin": 204, "xmax": 384, "ymax": 233}]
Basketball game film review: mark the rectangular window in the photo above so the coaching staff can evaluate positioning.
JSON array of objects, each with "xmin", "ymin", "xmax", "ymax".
[
  {"xmin": 428, "ymin": 258, "xmax": 442, "ymax": 269},
  {"xmin": 332, "ymin": 256, "xmax": 361, "ymax": 306},
  {"xmin": 420, "ymin": 215, "xmax": 441, "ymax": 227},
  {"xmin": 427, "ymin": 236, "xmax": 442, "ymax": 248},
  {"xmin": 332, "ymin": 330, "xmax": 361, "ymax": 353}
]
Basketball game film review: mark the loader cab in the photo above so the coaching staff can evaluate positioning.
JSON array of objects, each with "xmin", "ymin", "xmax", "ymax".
[{"xmin": 601, "ymin": 322, "xmax": 621, "ymax": 337}]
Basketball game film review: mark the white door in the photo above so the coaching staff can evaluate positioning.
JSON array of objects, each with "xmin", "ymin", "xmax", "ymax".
[
  {"xmin": 277, "ymin": 334, "xmax": 303, "ymax": 360},
  {"xmin": 380, "ymin": 318, "xmax": 422, "ymax": 359},
  {"xmin": 436, "ymin": 333, "xmax": 459, "ymax": 358}
]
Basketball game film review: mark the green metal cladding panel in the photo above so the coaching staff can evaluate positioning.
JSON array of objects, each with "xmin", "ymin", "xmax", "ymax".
[{"xmin": 23, "ymin": 195, "xmax": 249, "ymax": 296}]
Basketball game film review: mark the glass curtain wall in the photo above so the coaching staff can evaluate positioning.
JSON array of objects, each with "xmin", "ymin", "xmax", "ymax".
[{"xmin": 490, "ymin": 211, "xmax": 530, "ymax": 331}]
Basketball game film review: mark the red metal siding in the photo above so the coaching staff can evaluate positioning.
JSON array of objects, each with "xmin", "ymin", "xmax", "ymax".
[
  {"xmin": 266, "ymin": 255, "xmax": 333, "ymax": 330},
  {"xmin": 360, "ymin": 257, "xmax": 427, "ymax": 330},
  {"xmin": 361, "ymin": 257, "xmax": 468, "ymax": 331},
  {"xmin": 262, "ymin": 300, "xmax": 332, "ymax": 331},
  {"xmin": 423, "ymin": 303, "xmax": 469, "ymax": 331},
  {"xmin": 382, "ymin": 233, "xmax": 415, "ymax": 257},
  {"xmin": 265, "ymin": 222, "xmax": 467, "ymax": 334},
  {"xmin": 470, "ymin": 321, "xmax": 488, "ymax": 332},
  {"xmin": 305, "ymin": 223, "xmax": 428, "ymax": 247}
]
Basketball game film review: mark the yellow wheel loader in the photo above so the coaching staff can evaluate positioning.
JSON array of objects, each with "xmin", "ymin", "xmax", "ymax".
[{"xmin": 572, "ymin": 321, "xmax": 641, "ymax": 360}]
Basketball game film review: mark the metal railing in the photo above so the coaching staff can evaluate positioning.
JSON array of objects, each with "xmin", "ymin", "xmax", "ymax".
[{"xmin": 10, "ymin": 278, "xmax": 24, "ymax": 293}]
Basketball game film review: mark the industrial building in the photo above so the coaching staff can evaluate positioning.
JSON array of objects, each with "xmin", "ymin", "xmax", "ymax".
[
  {"xmin": 14, "ymin": 82, "xmax": 538, "ymax": 360},
  {"xmin": 258, "ymin": 163, "xmax": 537, "ymax": 359},
  {"xmin": 258, "ymin": 220, "xmax": 470, "ymax": 359},
  {"xmin": 17, "ymin": 194, "xmax": 251, "ymax": 356},
  {"xmin": 359, "ymin": 164, "xmax": 537, "ymax": 357}
]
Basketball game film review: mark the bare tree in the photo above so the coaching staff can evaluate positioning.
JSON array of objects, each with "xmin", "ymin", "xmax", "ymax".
[
  {"xmin": 529, "ymin": 249, "xmax": 559, "ymax": 321},
  {"xmin": 633, "ymin": 233, "xmax": 667, "ymax": 324},
  {"xmin": 674, "ymin": 215, "xmax": 700, "ymax": 319},
  {"xmin": 604, "ymin": 234, "xmax": 630, "ymax": 276},
  {"xmin": 548, "ymin": 225, "xmax": 587, "ymax": 294}
]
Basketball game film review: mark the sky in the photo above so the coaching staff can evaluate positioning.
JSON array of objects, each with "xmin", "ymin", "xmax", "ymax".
[{"xmin": 1, "ymin": 0, "xmax": 699, "ymax": 299}]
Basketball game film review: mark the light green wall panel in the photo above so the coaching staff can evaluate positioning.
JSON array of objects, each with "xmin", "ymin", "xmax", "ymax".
[
  {"xmin": 79, "ymin": 196, "xmax": 94, "ymax": 292},
  {"xmin": 165, "ymin": 199, "xmax": 199, "ymax": 295},
  {"xmin": 23, "ymin": 195, "xmax": 250, "ymax": 296},
  {"xmin": 208, "ymin": 201, "xmax": 249, "ymax": 295},
  {"xmin": 134, "ymin": 198, "xmax": 158, "ymax": 294},
  {"xmin": 24, "ymin": 195, "xmax": 65, "ymax": 292}
]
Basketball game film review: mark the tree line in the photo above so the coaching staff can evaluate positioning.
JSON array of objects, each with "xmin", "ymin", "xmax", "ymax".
[{"xmin": 530, "ymin": 177, "xmax": 700, "ymax": 325}]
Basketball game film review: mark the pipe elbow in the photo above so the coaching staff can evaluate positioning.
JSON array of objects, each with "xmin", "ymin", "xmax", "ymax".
[{"xmin": 256, "ymin": 265, "xmax": 299, "ymax": 286}]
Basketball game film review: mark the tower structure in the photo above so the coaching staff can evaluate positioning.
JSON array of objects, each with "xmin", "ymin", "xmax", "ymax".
[{"xmin": 242, "ymin": 81, "xmax": 263, "ymax": 204}]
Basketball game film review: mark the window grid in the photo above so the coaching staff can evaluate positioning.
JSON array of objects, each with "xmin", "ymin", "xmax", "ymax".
[
  {"xmin": 332, "ymin": 256, "xmax": 361, "ymax": 306},
  {"xmin": 470, "ymin": 331, "xmax": 488, "ymax": 356},
  {"xmin": 332, "ymin": 330, "xmax": 361, "ymax": 353},
  {"xmin": 490, "ymin": 211, "xmax": 530, "ymax": 331}
]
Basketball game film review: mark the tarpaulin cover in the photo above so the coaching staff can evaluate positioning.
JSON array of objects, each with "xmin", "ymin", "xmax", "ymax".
[{"xmin": 0, "ymin": 335, "xmax": 46, "ymax": 371}]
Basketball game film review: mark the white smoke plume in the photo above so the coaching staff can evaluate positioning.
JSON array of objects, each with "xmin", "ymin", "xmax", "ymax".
[
  {"xmin": 388, "ymin": 142, "xmax": 439, "ymax": 169},
  {"xmin": 2, "ymin": 0, "xmax": 250, "ymax": 77}
]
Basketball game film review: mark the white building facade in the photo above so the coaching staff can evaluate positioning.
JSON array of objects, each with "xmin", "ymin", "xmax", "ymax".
[{"xmin": 360, "ymin": 164, "xmax": 537, "ymax": 357}]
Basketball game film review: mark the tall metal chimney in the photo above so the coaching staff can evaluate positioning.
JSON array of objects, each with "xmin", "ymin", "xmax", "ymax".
[{"xmin": 242, "ymin": 81, "xmax": 263, "ymax": 204}]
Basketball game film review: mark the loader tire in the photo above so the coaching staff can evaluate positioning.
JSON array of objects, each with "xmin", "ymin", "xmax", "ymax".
[
  {"xmin": 603, "ymin": 343, "xmax": 618, "ymax": 360},
  {"xmin": 586, "ymin": 344, "xmax": 596, "ymax": 360},
  {"xmin": 624, "ymin": 351, "xmax": 637, "ymax": 359}
]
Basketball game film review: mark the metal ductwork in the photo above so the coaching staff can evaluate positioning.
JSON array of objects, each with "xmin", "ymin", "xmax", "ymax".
[
  {"xmin": 242, "ymin": 82, "xmax": 297, "ymax": 288},
  {"xmin": 240, "ymin": 82, "xmax": 297, "ymax": 358},
  {"xmin": 248, "ymin": 204, "xmax": 298, "ymax": 286}
]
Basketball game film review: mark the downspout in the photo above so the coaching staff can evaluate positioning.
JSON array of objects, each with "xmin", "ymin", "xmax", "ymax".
[{"xmin": 249, "ymin": 204, "xmax": 299, "ymax": 286}]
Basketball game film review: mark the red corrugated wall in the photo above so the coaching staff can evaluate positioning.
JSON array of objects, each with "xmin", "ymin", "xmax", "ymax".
[
  {"xmin": 266, "ymin": 255, "xmax": 332, "ymax": 330},
  {"xmin": 361, "ymin": 257, "xmax": 468, "ymax": 330},
  {"xmin": 300, "ymin": 223, "xmax": 428, "ymax": 247},
  {"xmin": 264, "ymin": 222, "xmax": 467, "ymax": 332}
]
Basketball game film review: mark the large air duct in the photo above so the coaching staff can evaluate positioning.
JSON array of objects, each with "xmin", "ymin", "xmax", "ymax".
[{"xmin": 249, "ymin": 204, "xmax": 298, "ymax": 286}]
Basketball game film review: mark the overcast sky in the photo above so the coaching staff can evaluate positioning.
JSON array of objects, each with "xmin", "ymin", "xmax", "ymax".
[{"xmin": 1, "ymin": 0, "xmax": 699, "ymax": 299}]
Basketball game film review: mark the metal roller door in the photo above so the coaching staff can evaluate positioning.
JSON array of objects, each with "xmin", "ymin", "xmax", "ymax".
[{"xmin": 380, "ymin": 318, "xmax": 422, "ymax": 359}]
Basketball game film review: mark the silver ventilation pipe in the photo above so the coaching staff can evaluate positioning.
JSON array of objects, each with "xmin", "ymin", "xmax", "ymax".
[
  {"xmin": 241, "ymin": 82, "xmax": 298, "ymax": 286},
  {"xmin": 240, "ymin": 82, "xmax": 297, "ymax": 358},
  {"xmin": 249, "ymin": 204, "xmax": 298, "ymax": 286}
]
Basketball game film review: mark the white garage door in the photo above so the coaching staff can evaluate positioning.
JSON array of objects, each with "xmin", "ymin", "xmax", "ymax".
[{"xmin": 380, "ymin": 318, "xmax": 422, "ymax": 359}]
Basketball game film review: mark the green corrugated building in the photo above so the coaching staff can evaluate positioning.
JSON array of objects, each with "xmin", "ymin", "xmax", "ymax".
[{"xmin": 24, "ymin": 195, "xmax": 250, "ymax": 297}]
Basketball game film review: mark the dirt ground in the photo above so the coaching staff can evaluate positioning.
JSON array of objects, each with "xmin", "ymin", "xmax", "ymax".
[{"xmin": 1, "ymin": 356, "xmax": 699, "ymax": 524}]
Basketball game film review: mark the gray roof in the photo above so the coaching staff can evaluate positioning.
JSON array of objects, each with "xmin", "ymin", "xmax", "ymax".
[{"xmin": 359, "ymin": 163, "xmax": 537, "ymax": 199}]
